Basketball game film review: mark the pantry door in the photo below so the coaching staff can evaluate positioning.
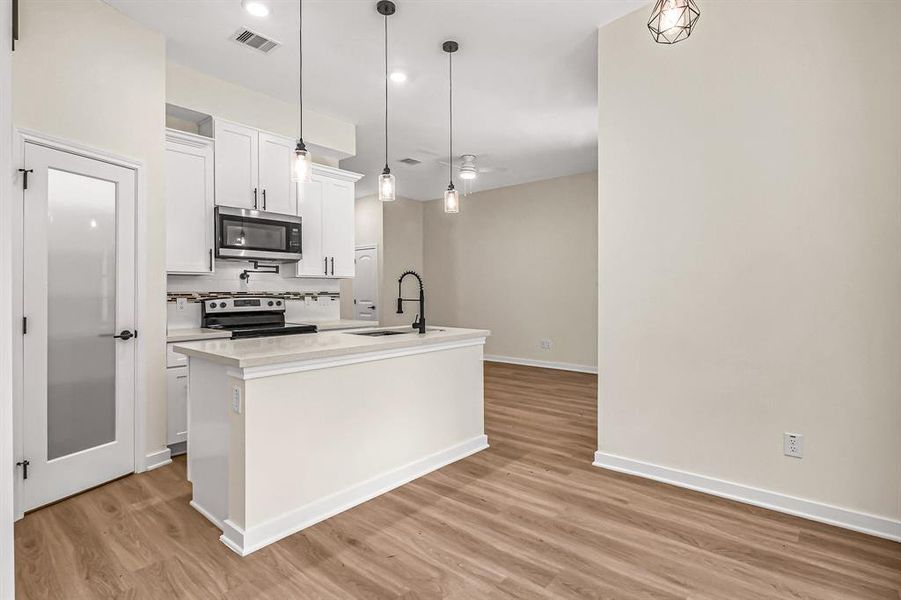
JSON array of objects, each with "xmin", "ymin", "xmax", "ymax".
[{"xmin": 21, "ymin": 142, "xmax": 136, "ymax": 511}]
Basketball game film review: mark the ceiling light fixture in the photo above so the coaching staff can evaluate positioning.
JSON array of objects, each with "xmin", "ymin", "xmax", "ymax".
[
  {"xmin": 377, "ymin": 1, "xmax": 397, "ymax": 202},
  {"xmin": 648, "ymin": 0, "xmax": 700, "ymax": 44},
  {"xmin": 291, "ymin": 0, "xmax": 313, "ymax": 183},
  {"xmin": 459, "ymin": 154, "xmax": 477, "ymax": 180},
  {"xmin": 389, "ymin": 71, "xmax": 407, "ymax": 83},
  {"xmin": 443, "ymin": 40, "xmax": 460, "ymax": 214},
  {"xmin": 242, "ymin": 0, "xmax": 270, "ymax": 17}
]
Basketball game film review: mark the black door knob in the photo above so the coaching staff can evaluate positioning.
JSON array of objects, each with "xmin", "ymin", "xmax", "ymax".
[{"xmin": 113, "ymin": 329, "xmax": 135, "ymax": 341}]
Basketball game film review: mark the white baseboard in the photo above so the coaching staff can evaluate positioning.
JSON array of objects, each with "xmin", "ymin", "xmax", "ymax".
[
  {"xmin": 220, "ymin": 435, "xmax": 490, "ymax": 556},
  {"xmin": 144, "ymin": 448, "xmax": 172, "ymax": 472},
  {"xmin": 484, "ymin": 354, "xmax": 598, "ymax": 374},
  {"xmin": 593, "ymin": 451, "xmax": 901, "ymax": 543}
]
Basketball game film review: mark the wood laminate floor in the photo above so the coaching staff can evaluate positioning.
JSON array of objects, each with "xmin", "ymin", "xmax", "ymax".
[{"xmin": 15, "ymin": 362, "xmax": 901, "ymax": 599}]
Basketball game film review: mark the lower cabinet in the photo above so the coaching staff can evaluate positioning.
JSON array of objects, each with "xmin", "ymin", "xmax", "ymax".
[{"xmin": 166, "ymin": 365, "xmax": 188, "ymax": 446}]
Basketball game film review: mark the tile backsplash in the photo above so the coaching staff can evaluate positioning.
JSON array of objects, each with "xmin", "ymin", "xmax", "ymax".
[{"xmin": 167, "ymin": 259, "xmax": 342, "ymax": 328}]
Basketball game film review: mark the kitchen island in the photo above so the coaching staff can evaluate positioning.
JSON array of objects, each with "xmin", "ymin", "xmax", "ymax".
[{"xmin": 172, "ymin": 326, "xmax": 490, "ymax": 556}]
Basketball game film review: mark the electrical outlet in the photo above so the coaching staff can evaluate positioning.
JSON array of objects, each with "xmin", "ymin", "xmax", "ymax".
[
  {"xmin": 232, "ymin": 386, "xmax": 243, "ymax": 415},
  {"xmin": 175, "ymin": 297, "xmax": 188, "ymax": 313},
  {"xmin": 540, "ymin": 339, "xmax": 553, "ymax": 350},
  {"xmin": 784, "ymin": 432, "xmax": 803, "ymax": 458}
]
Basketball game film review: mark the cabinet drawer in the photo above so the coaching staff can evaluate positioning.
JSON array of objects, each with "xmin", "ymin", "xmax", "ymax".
[{"xmin": 167, "ymin": 343, "xmax": 188, "ymax": 368}]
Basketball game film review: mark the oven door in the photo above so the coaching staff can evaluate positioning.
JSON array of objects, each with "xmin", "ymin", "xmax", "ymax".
[{"xmin": 216, "ymin": 206, "xmax": 302, "ymax": 262}]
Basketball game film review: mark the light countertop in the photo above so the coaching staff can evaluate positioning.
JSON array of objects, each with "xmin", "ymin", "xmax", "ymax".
[
  {"xmin": 172, "ymin": 326, "xmax": 490, "ymax": 369},
  {"xmin": 166, "ymin": 328, "xmax": 233, "ymax": 343}
]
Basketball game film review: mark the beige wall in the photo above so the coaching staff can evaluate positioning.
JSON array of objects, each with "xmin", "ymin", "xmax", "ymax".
[
  {"xmin": 424, "ymin": 172, "xmax": 598, "ymax": 369},
  {"xmin": 167, "ymin": 61, "xmax": 355, "ymax": 162},
  {"xmin": 13, "ymin": 0, "xmax": 168, "ymax": 458},
  {"xmin": 339, "ymin": 194, "xmax": 424, "ymax": 327},
  {"xmin": 382, "ymin": 198, "xmax": 424, "ymax": 328},
  {"xmin": 597, "ymin": 1, "xmax": 901, "ymax": 524}
]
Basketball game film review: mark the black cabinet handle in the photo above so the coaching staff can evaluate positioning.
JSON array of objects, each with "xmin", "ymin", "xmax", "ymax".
[
  {"xmin": 113, "ymin": 329, "xmax": 135, "ymax": 341},
  {"xmin": 324, "ymin": 257, "xmax": 328, "ymax": 275},
  {"xmin": 16, "ymin": 460, "xmax": 29, "ymax": 480},
  {"xmin": 262, "ymin": 189, "xmax": 267, "ymax": 211},
  {"xmin": 253, "ymin": 187, "xmax": 258, "ymax": 209},
  {"xmin": 330, "ymin": 257, "xmax": 334, "ymax": 276},
  {"xmin": 208, "ymin": 248, "xmax": 213, "ymax": 271}
]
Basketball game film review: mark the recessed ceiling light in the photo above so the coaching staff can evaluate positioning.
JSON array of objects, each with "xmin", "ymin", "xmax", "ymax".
[
  {"xmin": 242, "ymin": 0, "xmax": 270, "ymax": 17},
  {"xmin": 389, "ymin": 71, "xmax": 407, "ymax": 83}
]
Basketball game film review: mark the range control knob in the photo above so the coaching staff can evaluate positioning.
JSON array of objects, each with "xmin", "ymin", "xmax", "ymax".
[
  {"xmin": 219, "ymin": 302, "xmax": 227, "ymax": 308},
  {"xmin": 276, "ymin": 300, "xmax": 282, "ymax": 306},
  {"xmin": 208, "ymin": 302, "xmax": 216, "ymax": 310},
  {"xmin": 267, "ymin": 301, "xmax": 274, "ymax": 307}
]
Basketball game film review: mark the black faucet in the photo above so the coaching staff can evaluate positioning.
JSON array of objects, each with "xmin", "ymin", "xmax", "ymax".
[{"xmin": 396, "ymin": 271, "xmax": 426, "ymax": 334}]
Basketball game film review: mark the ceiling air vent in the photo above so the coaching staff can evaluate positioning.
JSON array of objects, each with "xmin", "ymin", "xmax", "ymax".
[
  {"xmin": 231, "ymin": 28, "xmax": 280, "ymax": 54},
  {"xmin": 398, "ymin": 157, "xmax": 422, "ymax": 166}
]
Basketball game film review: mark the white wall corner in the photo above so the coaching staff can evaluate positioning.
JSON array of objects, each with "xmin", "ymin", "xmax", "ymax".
[{"xmin": 593, "ymin": 451, "xmax": 901, "ymax": 544}]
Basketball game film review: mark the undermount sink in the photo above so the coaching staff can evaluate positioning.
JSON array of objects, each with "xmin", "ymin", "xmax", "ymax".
[{"xmin": 347, "ymin": 329, "xmax": 411, "ymax": 337}]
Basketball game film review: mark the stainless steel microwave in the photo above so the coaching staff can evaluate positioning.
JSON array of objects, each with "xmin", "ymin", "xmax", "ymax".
[{"xmin": 215, "ymin": 206, "xmax": 302, "ymax": 262}]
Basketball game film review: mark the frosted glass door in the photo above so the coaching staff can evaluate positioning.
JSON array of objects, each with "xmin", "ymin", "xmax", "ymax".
[
  {"xmin": 46, "ymin": 169, "xmax": 117, "ymax": 460},
  {"xmin": 22, "ymin": 142, "xmax": 136, "ymax": 511}
]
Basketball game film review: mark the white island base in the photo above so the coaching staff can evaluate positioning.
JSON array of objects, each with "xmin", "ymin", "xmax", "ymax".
[{"xmin": 174, "ymin": 327, "xmax": 489, "ymax": 556}]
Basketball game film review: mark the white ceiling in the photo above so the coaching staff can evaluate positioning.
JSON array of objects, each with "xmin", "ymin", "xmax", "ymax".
[{"xmin": 107, "ymin": 0, "xmax": 643, "ymax": 199}]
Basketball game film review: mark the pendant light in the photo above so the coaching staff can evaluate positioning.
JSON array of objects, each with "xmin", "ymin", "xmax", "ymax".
[
  {"xmin": 443, "ymin": 40, "xmax": 460, "ymax": 214},
  {"xmin": 648, "ymin": 0, "xmax": 700, "ymax": 44},
  {"xmin": 377, "ymin": 1, "xmax": 397, "ymax": 202},
  {"xmin": 291, "ymin": 0, "xmax": 313, "ymax": 183}
]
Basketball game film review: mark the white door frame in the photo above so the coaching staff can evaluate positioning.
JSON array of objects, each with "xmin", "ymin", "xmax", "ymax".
[
  {"xmin": 12, "ymin": 129, "xmax": 149, "ymax": 520},
  {"xmin": 1, "ymin": 0, "xmax": 16, "ymax": 595}
]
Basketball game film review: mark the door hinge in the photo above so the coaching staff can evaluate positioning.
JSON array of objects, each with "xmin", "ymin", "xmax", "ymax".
[
  {"xmin": 16, "ymin": 459, "xmax": 29, "ymax": 480},
  {"xmin": 18, "ymin": 168, "xmax": 33, "ymax": 190},
  {"xmin": 22, "ymin": 316, "xmax": 27, "ymax": 334}
]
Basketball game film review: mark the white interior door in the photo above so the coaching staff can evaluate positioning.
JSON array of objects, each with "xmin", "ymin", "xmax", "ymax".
[
  {"xmin": 257, "ymin": 132, "xmax": 297, "ymax": 215},
  {"xmin": 21, "ymin": 142, "xmax": 136, "ymax": 511},
  {"xmin": 353, "ymin": 246, "xmax": 379, "ymax": 321}
]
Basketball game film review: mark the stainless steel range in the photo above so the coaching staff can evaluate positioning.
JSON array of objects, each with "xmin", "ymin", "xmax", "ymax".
[{"xmin": 201, "ymin": 297, "xmax": 317, "ymax": 339}]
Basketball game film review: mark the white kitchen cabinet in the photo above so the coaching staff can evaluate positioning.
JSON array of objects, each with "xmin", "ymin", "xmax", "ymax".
[
  {"xmin": 295, "ymin": 165, "xmax": 363, "ymax": 279},
  {"xmin": 165, "ymin": 130, "xmax": 215, "ymax": 274},
  {"xmin": 212, "ymin": 120, "xmax": 258, "ymax": 210},
  {"xmin": 209, "ymin": 119, "xmax": 297, "ymax": 214},
  {"xmin": 258, "ymin": 132, "xmax": 297, "ymax": 215},
  {"xmin": 166, "ymin": 365, "xmax": 188, "ymax": 446}
]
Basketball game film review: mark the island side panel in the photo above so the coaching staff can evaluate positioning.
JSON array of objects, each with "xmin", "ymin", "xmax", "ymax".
[
  {"xmin": 238, "ymin": 343, "xmax": 487, "ymax": 551},
  {"xmin": 186, "ymin": 357, "xmax": 234, "ymax": 528}
]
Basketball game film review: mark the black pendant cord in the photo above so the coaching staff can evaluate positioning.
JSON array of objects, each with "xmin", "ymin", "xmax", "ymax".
[
  {"xmin": 448, "ymin": 50, "xmax": 453, "ymax": 187},
  {"xmin": 298, "ymin": 0, "xmax": 304, "ymax": 143},
  {"xmin": 384, "ymin": 13, "xmax": 389, "ymax": 171}
]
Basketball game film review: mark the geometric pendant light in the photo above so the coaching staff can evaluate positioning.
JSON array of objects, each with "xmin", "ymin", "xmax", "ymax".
[
  {"xmin": 442, "ymin": 40, "xmax": 460, "ymax": 214},
  {"xmin": 647, "ymin": 0, "xmax": 700, "ymax": 45},
  {"xmin": 292, "ymin": 0, "xmax": 313, "ymax": 183},
  {"xmin": 377, "ymin": 0, "xmax": 397, "ymax": 202}
]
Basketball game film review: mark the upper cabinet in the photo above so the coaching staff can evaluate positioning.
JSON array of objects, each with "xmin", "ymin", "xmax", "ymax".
[
  {"xmin": 208, "ymin": 119, "xmax": 296, "ymax": 215},
  {"xmin": 296, "ymin": 166, "xmax": 363, "ymax": 279},
  {"xmin": 165, "ymin": 129, "xmax": 214, "ymax": 274}
]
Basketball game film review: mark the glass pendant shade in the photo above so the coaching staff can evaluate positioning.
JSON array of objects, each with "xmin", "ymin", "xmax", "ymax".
[
  {"xmin": 444, "ymin": 185, "xmax": 460, "ymax": 214},
  {"xmin": 379, "ymin": 170, "xmax": 396, "ymax": 202},
  {"xmin": 292, "ymin": 144, "xmax": 313, "ymax": 183},
  {"xmin": 647, "ymin": 0, "xmax": 700, "ymax": 44}
]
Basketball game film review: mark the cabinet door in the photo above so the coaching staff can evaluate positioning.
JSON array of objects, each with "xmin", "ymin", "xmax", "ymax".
[
  {"xmin": 295, "ymin": 179, "xmax": 326, "ymax": 277},
  {"xmin": 258, "ymin": 132, "xmax": 297, "ymax": 215},
  {"xmin": 214, "ymin": 120, "xmax": 259, "ymax": 209},
  {"xmin": 166, "ymin": 366, "xmax": 188, "ymax": 445},
  {"xmin": 322, "ymin": 179, "xmax": 356, "ymax": 278},
  {"xmin": 165, "ymin": 134, "xmax": 215, "ymax": 274}
]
